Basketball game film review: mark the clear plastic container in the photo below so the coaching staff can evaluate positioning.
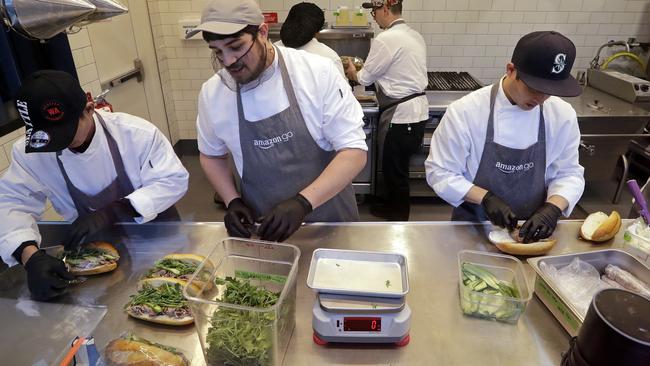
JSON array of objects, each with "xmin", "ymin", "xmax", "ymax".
[
  {"xmin": 622, "ymin": 218, "xmax": 650, "ymax": 265},
  {"xmin": 184, "ymin": 238, "xmax": 300, "ymax": 366},
  {"xmin": 457, "ymin": 250, "xmax": 532, "ymax": 324}
]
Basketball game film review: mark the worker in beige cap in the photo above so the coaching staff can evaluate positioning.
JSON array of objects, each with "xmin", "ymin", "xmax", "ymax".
[{"xmin": 188, "ymin": 0, "xmax": 368, "ymax": 242}]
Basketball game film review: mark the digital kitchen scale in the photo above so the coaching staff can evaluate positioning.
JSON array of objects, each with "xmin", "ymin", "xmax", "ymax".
[
  {"xmin": 306, "ymin": 248, "xmax": 412, "ymax": 346},
  {"xmin": 312, "ymin": 293, "xmax": 411, "ymax": 346}
]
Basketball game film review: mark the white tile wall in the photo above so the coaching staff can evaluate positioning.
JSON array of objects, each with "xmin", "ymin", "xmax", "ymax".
[{"xmin": 140, "ymin": 0, "xmax": 650, "ymax": 140}]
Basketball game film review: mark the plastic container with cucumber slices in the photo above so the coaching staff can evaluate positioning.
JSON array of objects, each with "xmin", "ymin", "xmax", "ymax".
[{"xmin": 457, "ymin": 250, "xmax": 532, "ymax": 324}]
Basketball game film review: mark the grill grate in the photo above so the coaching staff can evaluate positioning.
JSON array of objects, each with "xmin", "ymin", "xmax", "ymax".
[{"xmin": 426, "ymin": 72, "xmax": 482, "ymax": 91}]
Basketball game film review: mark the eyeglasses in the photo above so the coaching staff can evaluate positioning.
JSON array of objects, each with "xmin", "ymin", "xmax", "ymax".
[{"xmin": 370, "ymin": 6, "xmax": 382, "ymax": 17}]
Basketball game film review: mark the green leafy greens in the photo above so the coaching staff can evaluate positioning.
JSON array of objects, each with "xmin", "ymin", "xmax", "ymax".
[
  {"xmin": 146, "ymin": 258, "xmax": 198, "ymax": 277},
  {"xmin": 206, "ymin": 276, "xmax": 281, "ymax": 366},
  {"xmin": 125, "ymin": 282, "xmax": 187, "ymax": 314},
  {"xmin": 58, "ymin": 247, "xmax": 118, "ymax": 266}
]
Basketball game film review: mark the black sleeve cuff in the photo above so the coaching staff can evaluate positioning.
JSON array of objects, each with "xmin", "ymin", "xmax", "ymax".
[{"xmin": 12, "ymin": 241, "xmax": 38, "ymax": 265}]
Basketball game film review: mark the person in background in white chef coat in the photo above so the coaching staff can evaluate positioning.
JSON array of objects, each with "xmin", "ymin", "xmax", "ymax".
[
  {"xmin": 425, "ymin": 31, "xmax": 585, "ymax": 243},
  {"xmin": 188, "ymin": 0, "xmax": 367, "ymax": 242},
  {"xmin": 0, "ymin": 70, "xmax": 189, "ymax": 300},
  {"xmin": 275, "ymin": 2, "xmax": 345, "ymax": 78},
  {"xmin": 344, "ymin": 0, "xmax": 428, "ymax": 221}
]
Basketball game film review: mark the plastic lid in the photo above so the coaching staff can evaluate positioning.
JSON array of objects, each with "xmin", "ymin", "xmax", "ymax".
[{"xmin": 594, "ymin": 289, "xmax": 650, "ymax": 345}]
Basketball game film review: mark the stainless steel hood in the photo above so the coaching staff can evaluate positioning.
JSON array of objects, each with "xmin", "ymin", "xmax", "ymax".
[
  {"xmin": 83, "ymin": 0, "xmax": 127, "ymax": 22},
  {"xmin": 1, "ymin": 0, "xmax": 127, "ymax": 40}
]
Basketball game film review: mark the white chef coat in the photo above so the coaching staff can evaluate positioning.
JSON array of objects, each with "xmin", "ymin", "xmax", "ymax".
[
  {"xmin": 356, "ymin": 19, "xmax": 428, "ymax": 124},
  {"xmin": 0, "ymin": 111, "xmax": 189, "ymax": 266},
  {"xmin": 197, "ymin": 46, "xmax": 367, "ymax": 176},
  {"xmin": 425, "ymin": 78, "xmax": 585, "ymax": 216},
  {"xmin": 275, "ymin": 38, "xmax": 345, "ymax": 78}
]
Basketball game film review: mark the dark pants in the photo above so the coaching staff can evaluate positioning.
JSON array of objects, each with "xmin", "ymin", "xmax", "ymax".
[{"xmin": 381, "ymin": 120, "xmax": 427, "ymax": 220}]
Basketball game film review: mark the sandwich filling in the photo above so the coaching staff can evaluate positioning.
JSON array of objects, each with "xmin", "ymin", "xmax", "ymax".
[{"xmin": 126, "ymin": 282, "xmax": 192, "ymax": 319}]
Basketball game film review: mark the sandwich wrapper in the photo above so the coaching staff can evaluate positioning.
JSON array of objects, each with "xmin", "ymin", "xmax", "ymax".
[{"xmin": 0, "ymin": 298, "xmax": 106, "ymax": 365}]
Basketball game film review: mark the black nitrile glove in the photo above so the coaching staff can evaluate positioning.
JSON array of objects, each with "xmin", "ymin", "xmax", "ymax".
[
  {"xmin": 481, "ymin": 191, "xmax": 517, "ymax": 230},
  {"xmin": 224, "ymin": 198, "xmax": 256, "ymax": 238},
  {"xmin": 64, "ymin": 199, "xmax": 136, "ymax": 251},
  {"xmin": 24, "ymin": 250, "xmax": 74, "ymax": 301},
  {"xmin": 519, "ymin": 202, "xmax": 562, "ymax": 243},
  {"xmin": 258, "ymin": 194, "xmax": 313, "ymax": 242}
]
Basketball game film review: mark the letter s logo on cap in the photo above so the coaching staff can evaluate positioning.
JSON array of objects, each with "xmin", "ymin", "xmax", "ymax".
[
  {"xmin": 41, "ymin": 101, "xmax": 65, "ymax": 121},
  {"xmin": 551, "ymin": 53, "xmax": 566, "ymax": 74}
]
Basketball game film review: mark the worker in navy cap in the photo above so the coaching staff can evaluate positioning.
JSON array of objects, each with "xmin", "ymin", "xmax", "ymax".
[
  {"xmin": 426, "ymin": 31, "xmax": 585, "ymax": 243},
  {"xmin": 0, "ymin": 70, "xmax": 188, "ymax": 300}
]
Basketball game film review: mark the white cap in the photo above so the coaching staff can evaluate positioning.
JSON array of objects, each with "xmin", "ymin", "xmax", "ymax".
[{"xmin": 185, "ymin": 0, "xmax": 264, "ymax": 39}]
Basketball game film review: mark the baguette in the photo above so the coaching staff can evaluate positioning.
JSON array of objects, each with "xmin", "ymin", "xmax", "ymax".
[
  {"xmin": 104, "ymin": 335, "xmax": 188, "ymax": 366},
  {"xmin": 143, "ymin": 253, "xmax": 214, "ymax": 291},
  {"xmin": 125, "ymin": 277, "xmax": 196, "ymax": 326},
  {"xmin": 56, "ymin": 241, "xmax": 119, "ymax": 275},
  {"xmin": 488, "ymin": 228, "xmax": 556, "ymax": 256}
]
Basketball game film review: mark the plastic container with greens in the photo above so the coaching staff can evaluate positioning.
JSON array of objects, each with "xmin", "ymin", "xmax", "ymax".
[
  {"xmin": 457, "ymin": 250, "xmax": 532, "ymax": 324},
  {"xmin": 183, "ymin": 238, "xmax": 300, "ymax": 366}
]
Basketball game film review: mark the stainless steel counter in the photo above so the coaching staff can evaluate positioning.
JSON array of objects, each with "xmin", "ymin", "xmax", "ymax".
[{"xmin": 0, "ymin": 220, "xmax": 632, "ymax": 365}]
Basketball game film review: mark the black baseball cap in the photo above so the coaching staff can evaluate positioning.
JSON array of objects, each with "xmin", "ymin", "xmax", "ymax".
[
  {"xmin": 14, "ymin": 70, "xmax": 87, "ymax": 153},
  {"xmin": 511, "ymin": 31, "xmax": 582, "ymax": 97}
]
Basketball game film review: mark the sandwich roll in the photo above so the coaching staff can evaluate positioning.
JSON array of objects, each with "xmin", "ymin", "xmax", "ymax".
[
  {"xmin": 105, "ymin": 334, "xmax": 188, "ymax": 366},
  {"xmin": 143, "ymin": 253, "xmax": 214, "ymax": 289},
  {"xmin": 580, "ymin": 211, "xmax": 622, "ymax": 242},
  {"xmin": 488, "ymin": 228, "xmax": 557, "ymax": 256},
  {"xmin": 126, "ymin": 277, "xmax": 196, "ymax": 326},
  {"xmin": 55, "ymin": 241, "xmax": 120, "ymax": 275}
]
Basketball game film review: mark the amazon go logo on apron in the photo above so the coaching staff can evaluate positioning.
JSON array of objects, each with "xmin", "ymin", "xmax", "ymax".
[
  {"xmin": 495, "ymin": 161, "xmax": 534, "ymax": 174},
  {"xmin": 253, "ymin": 131, "xmax": 295, "ymax": 150}
]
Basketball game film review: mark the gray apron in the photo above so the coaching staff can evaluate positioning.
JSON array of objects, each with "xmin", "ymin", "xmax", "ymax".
[
  {"xmin": 237, "ymin": 48, "xmax": 359, "ymax": 222},
  {"xmin": 56, "ymin": 112, "xmax": 179, "ymax": 221},
  {"xmin": 451, "ymin": 82, "xmax": 547, "ymax": 221}
]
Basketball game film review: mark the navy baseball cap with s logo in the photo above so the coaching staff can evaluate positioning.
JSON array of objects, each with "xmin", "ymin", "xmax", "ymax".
[
  {"xmin": 511, "ymin": 31, "xmax": 582, "ymax": 97},
  {"xmin": 14, "ymin": 70, "xmax": 88, "ymax": 153}
]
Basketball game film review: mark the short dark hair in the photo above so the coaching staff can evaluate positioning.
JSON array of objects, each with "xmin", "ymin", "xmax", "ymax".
[
  {"xmin": 202, "ymin": 25, "xmax": 259, "ymax": 42},
  {"xmin": 389, "ymin": 2, "xmax": 402, "ymax": 15},
  {"xmin": 280, "ymin": 2, "xmax": 324, "ymax": 48}
]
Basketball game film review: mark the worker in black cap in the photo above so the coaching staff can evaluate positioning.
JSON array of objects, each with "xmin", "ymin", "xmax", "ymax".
[
  {"xmin": 0, "ymin": 70, "xmax": 189, "ymax": 300},
  {"xmin": 426, "ymin": 31, "xmax": 586, "ymax": 243},
  {"xmin": 276, "ymin": 2, "xmax": 345, "ymax": 77}
]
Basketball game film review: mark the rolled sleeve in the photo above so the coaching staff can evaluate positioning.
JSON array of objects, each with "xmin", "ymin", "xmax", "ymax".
[
  {"xmin": 425, "ymin": 106, "xmax": 474, "ymax": 207},
  {"xmin": 197, "ymin": 87, "xmax": 228, "ymax": 157},
  {"xmin": 321, "ymin": 61, "xmax": 367, "ymax": 152},
  {"xmin": 356, "ymin": 39, "xmax": 391, "ymax": 86}
]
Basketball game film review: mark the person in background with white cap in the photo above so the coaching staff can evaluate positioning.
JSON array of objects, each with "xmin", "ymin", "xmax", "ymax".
[
  {"xmin": 425, "ymin": 31, "xmax": 586, "ymax": 243},
  {"xmin": 0, "ymin": 70, "xmax": 189, "ymax": 300},
  {"xmin": 275, "ymin": 2, "xmax": 345, "ymax": 78},
  {"xmin": 189, "ymin": 0, "xmax": 367, "ymax": 242},
  {"xmin": 345, "ymin": 0, "xmax": 428, "ymax": 222}
]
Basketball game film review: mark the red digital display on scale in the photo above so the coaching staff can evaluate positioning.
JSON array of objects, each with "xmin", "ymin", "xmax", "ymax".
[{"xmin": 343, "ymin": 317, "xmax": 381, "ymax": 332}]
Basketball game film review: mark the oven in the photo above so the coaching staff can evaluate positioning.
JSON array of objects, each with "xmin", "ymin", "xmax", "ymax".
[{"xmin": 353, "ymin": 109, "xmax": 377, "ymax": 195}]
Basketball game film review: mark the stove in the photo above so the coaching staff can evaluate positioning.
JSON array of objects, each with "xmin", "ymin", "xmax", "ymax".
[{"xmin": 426, "ymin": 71, "xmax": 482, "ymax": 91}]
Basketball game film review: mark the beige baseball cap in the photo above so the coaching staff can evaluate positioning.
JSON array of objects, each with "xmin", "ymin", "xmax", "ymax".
[{"xmin": 185, "ymin": 0, "xmax": 264, "ymax": 39}]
